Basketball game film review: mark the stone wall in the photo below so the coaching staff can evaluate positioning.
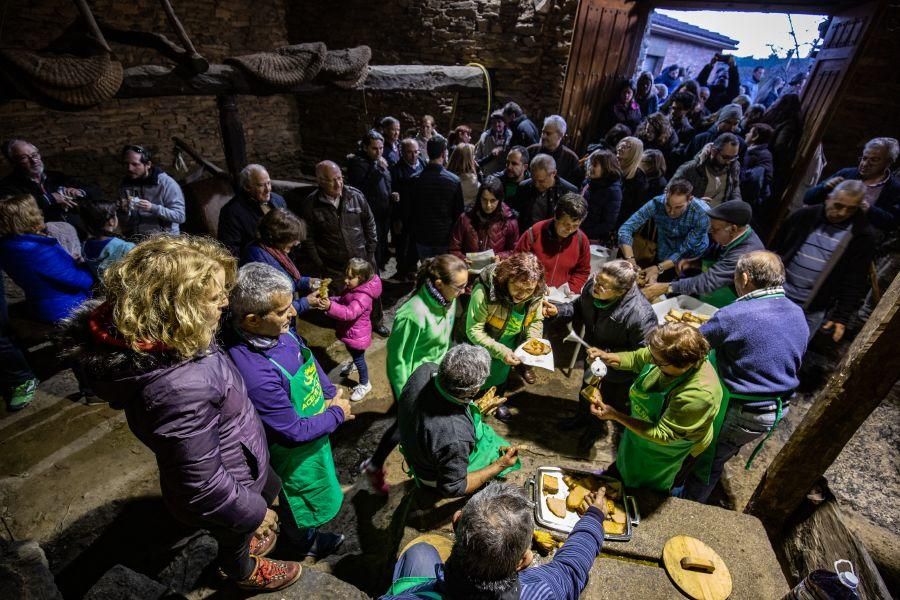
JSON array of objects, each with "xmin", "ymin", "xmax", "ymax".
[
  {"xmin": 0, "ymin": 0, "xmax": 303, "ymax": 195},
  {"xmin": 286, "ymin": 0, "xmax": 579, "ymax": 170},
  {"xmin": 649, "ymin": 37, "xmax": 724, "ymax": 82}
]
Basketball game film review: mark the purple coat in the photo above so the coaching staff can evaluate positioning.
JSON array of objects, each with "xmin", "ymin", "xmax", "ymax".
[
  {"xmin": 325, "ymin": 275, "xmax": 382, "ymax": 350},
  {"xmin": 60, "ymin": 302, "xmax": 271, "ymax": 535}
]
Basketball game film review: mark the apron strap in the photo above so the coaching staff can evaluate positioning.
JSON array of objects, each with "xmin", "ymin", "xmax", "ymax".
[{"xmin": 744, "ymin": 396, "xmax": 783, "ymax": 470}]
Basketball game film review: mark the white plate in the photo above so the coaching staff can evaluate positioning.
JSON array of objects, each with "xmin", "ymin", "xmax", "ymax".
[{"xmin": 513, "ymin": 338, "xmax": 555, "ymax": 371}]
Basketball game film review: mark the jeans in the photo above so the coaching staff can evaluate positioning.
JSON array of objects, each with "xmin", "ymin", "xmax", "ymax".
[
  {"xmin": 681, "ymin": 403, "xmax": 785, "ymax": 503},
  {"xmin": 393, "ymin": 542, "xmax": 442, "ymax": 581},
  {"xmin": 416, "ymin": 244, "xmax": 449, "ymax": 260},
  {"xmin": 805, "ymin": 309, "xmax": 826, "ymax": 342},
  {"xmin": 348, "ymin": 346, "xmax": 369, "ymax": 385}
]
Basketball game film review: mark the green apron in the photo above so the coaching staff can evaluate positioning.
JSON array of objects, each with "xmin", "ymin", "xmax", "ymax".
[
  {"xmin": 386, "ymin": 577, "xmax": 443, "ymax": 598},
  {"xmin": 266, "ymin": 335, "xmax": 343, "ymax": 529},
  {"xmin": 698, "ymin": 228, "xmax": 754, "ymax": 308},
  {"xmin": 617, "ymin": 361, "xmax": 725, "ymax": 492},
  {"xmin": 400, "ymin": 379, "xmax": 521, "ymax": 488},
  {"xmin": 682, "ymin": 351, "xmax": 730, "ymax": 485},
  {"xmin": 482, "ymin": 304, "xmax": 526, "ymax": 389}
]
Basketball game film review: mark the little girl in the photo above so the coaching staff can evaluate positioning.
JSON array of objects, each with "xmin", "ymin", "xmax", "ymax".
[
  {"xmin": 80, "ymin": 202, "xmax": 135, "ymax": 278},
  {"xmin": 320, "ymin": 258, "xmax": 382, "ymax": 401}
]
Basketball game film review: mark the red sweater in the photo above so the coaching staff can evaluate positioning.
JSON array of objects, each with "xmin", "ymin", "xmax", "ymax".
[{"xmin": 515, "ymin": 219, "xmax": 591, "ymax": 290}]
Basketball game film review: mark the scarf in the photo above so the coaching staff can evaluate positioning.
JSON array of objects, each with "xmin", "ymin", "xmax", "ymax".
[
  {"xmin": 260, "ymin": 244, "xmax": 301, "ymax": 281},
  {"xmin": 88, "ymin": 302, "xmax": 170, "ymax": 352},
  {"xmin": 424, "ymin": 280, "xmax": 451, "ymax": 308}
]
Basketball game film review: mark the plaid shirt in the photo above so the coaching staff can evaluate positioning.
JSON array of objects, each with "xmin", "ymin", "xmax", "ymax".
[{"xmin": 618, "ymin": 195, "xmax": 710, "ymax": 262}]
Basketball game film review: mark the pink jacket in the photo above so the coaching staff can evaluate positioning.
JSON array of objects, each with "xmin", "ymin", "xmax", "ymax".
[{"xmin": 325, "ymin": 275, "xmax": 383, "ymax": 350}]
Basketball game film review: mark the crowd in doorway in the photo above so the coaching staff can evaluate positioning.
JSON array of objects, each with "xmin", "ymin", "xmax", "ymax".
[{"xmin": 0, "ymin": 47, "xmax": 898, "ymax": 596}]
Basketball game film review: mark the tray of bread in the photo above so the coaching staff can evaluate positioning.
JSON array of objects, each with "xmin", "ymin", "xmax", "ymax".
[
  {"xmin": 651, "ymin": 295, "xmax": 717, "ymax": 327},
  {"xmin": 527, "ymin": 466, "xmax": 639, "ymax": 542}
]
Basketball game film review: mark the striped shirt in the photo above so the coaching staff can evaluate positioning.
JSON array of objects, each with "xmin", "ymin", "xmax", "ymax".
[{"xmin": 784, "ymin": 222, "xmax": 851, "ymax": 304}]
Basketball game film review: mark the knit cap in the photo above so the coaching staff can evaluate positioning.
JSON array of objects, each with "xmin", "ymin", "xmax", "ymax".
[{"xmin": 716, "ymin": 103, "xmax": 743, "ymax": 124}]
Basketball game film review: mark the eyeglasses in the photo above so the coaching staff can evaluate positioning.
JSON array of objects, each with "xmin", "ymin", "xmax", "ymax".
[
  {"xmin": 14, "ymin": 151, "xmax": 40, "ymax": 163},
  {"xmin": 649, "ymin": 351, "xmax": 672, "ymax": 368},
  {"xmin": 444, "ymin": 280, "xmax": 467, "ymax": 292}
]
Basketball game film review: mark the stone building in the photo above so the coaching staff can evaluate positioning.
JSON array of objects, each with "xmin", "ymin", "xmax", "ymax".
[{"xmin": 641, "ymin": 13, "xmax": 738, "ymax": 79}]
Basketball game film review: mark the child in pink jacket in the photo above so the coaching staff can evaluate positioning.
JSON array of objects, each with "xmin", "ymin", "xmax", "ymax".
[{"xmin": 321, "ymin": 258, "xmax": 383, "ymax": 401}]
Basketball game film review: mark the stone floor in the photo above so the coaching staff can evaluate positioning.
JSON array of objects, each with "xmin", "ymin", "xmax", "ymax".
[{"xmin": 1, "ymin": 273, "xmax": 897, "ymax": 597}]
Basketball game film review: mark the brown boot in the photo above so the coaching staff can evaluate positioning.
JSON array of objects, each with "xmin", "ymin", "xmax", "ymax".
[
  {"xmin": 248, "ymin": 529, "xmax": 277, "ymax": 557},
  {"xmin": 236, "ymin": 556, "xmax": 302, "ymax": 592}
]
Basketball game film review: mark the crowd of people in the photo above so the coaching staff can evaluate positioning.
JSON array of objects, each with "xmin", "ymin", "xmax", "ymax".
[{"xmin": 1, "ymin": 53, "xmax": 899, "ymax": 595}]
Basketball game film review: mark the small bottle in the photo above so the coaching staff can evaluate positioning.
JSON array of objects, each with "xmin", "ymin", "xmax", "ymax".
[{"xmin": 781, "ymin": 560, "xmax": 860, "ymax": 600}]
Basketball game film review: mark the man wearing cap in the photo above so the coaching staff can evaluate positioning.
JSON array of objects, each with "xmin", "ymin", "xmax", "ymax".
[
  {"xmin": 642, "ymin": 200, "xmax": 764, "ymax": 307},
  {"xmin": 680, "ymin": 251, "xmax": 808, "ymax": 503}
]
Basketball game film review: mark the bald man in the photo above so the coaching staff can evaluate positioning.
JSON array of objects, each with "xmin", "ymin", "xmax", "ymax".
[
  {"xmin": 218, "ymin": 164, "xmax": 286, "ymax": 256},
  {"xmin": 300, "ymin": 161, "xmax": 387, "ymax": 334}
]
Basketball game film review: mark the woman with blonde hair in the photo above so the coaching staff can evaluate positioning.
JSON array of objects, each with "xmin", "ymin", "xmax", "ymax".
[
  {"xmin": 588, "ymin": 323, "xmax": 723, "ymax": 493},
  {"xmin": 448, "ymin": 142, "xmax": 481, "ymax": 207},
  {"xmin": 615, "ymin": 136, "xmax": 649, "ymax": 225},
  {"xmin": 61, "ymin": 235, "xmax": 302, "ymax": 592}
]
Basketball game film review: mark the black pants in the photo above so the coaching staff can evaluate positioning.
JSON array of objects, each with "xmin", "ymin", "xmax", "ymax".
[
  {"xmin": 374, "ymin": 213, "xmax": 391, "ymax": 270},
  {"xmin": 576, "ymin": 377, "xmax": 632, "ymax": 441},
  {"xmin": 371, "ymin": 388, "xmax": 400, "ymax": 468},
  {"xmin": 0, "ymin": 276, "xmax": 34, "ymax": 392},
  {"xmin": 208, "ymin": 465, "xmax": 282, "ymax": 579}
]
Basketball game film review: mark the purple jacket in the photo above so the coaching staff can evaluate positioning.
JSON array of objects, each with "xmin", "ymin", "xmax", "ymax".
[
  {"xmin": 325, "ymin": 275, "xmax": 383, "ymax": 350},
  {"xmin": 59, "ymin": 302, "xmax": 271, "ymax": 535}
]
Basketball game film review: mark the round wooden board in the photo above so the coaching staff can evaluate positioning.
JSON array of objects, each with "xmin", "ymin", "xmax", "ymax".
[{"xmin": 663, "ymin": 535, "xmax": 733, "ymax": 600}]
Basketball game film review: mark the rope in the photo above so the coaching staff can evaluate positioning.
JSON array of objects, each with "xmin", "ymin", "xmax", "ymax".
[{"xmin": 466, "ymin": 62, "xmax": 493, "ymax": 132}]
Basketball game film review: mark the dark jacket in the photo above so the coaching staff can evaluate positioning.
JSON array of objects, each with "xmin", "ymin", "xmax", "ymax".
[
  {"xmin": 696, "ymin": 63, "xmax": 741, "ymax": 113},
  {"xmin": 772, "ymin": 205, "xmax": 877, "ymax": 324},
  {"xmin": 636, "ymin": 93, "xmax": 659, "ymax": 120},
  {"xmin": 669, "ymin": 228, "xmax": 765, "ymax": 298},
  {"xmin": 0, "ymin": 233, "xmax": 94, "ymax": 323},
  {"xmin": 673, "ymin": 154, "xmax": 742, "ymax": 205},
  {"xmin": 60, "ymin": 301, "xmax": 271, "ymax": 535},
  {"xmin": 409, "ymin": 163, "xmax": 465, "ymax": 246},
  {"xmin": 557, "ymin": 281, "xmax": 656, "ymax": 383},
  {"xmin": 240, "ymin": 243, "xmax": 314, "ymax": 315},
  {"xmin": 604, "ymin": 101, "xmax": 642, "ymax": 134},
  {"xmin": 449, "ymin": 203, "xmax": 520, "ymax": 259},
  {"xmin": 217, "ymin": 191, "xmax": 286, "ymax": 257},
  {"xmin": 617, "ymin": 169, "xmax": 650, "ymax": 227},
  {"xmin": 526, "ymin": 143, "xmax": 585, "ymax": 187},
  {"xmin": 300, "ymin": 185, "xmax": 377, "ymax": 277},
  {"xmin": 514, "ymin": 176, "xmax": 579, "ymax": 231},
  {"xmin": 582, "ymin": 176, "xmax": 623, "ymax": 242},
  {"xmin": 0, "ymin": 169, "xmax": 98, "ymax": 236},
  {"xmin": 655, "ymin": 66, "xmax": 682, "ymax": 93},
  {"xmin": 645, "ymin": 174, "xmax": 668, "ymax": 200},
  {"xmin": 347, "ymin": 153, "xmax": 392, "ymax": 218},
  {"xmin": 389, "ymin": 157, "xmax": 427, "ymax": 224},
  {"xmin": 508, "ymin": 114, "xmax": 541, "ymax": 148},
  {"xmin": 803, "ymin": 167, "xmax": 900, "ymax": 232},
  {"xmin": 491, "ymin": 169, "xmax": 529, "ymax": 210},
  {"xmin": 742, "ymin": 144, "xmax": 774, "ymax": 205}
]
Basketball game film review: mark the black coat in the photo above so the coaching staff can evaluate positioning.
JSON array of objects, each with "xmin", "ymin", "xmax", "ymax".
[
  {"xmin": 582, "ymin": 177, "xmax": 622, "ymax": 242},
  {"xmin": 409, "ymin": 163, "xmax": 465, "ymax": 246},
  {"xmin": 347, "ymin": 153, "xmax": 392, "ymax": 218},
  {"xmin": 299, "ymin": 185, "xmax": 377, "ymax": 277},
  {"xmin": 514, "ymin": 176, "xmax": 579, "ymax": 231},
  {"xmin": 772, "ymin": 205, "xmax": 876, "ymax": 324},
  {"xmin": 508, "ymin": 115, "xmax": 540, "ymax": 148},
  {"xmin": 696, "ymin": 63, "xmax": 741, "ymax": 113},
  {"xmin": 217, "ymin": 191, "xmax": 286, "ymax": 257},
  {"xmin": 526, "ymin": 143, "xmax": 585, "ymax": 187},
  {"xmin": 617, "ymin": 170, "xmax": 650, "ymax": 227},
  {"xmin": 0, "ymin": 170, "xmax": 100, "ymax": 237},
  {"xmin": 803, "ymin": 167, "xmax": 900, "ymax": 232}
]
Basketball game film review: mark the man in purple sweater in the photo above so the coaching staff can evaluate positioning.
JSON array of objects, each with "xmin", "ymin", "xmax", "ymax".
[
  {"xmin": 682, "ymin": 251, "xmax": 808, "ymax": 502},
  {"xmin": 226, "ymin": 263, "xmax": 352, "ymax": 558}
]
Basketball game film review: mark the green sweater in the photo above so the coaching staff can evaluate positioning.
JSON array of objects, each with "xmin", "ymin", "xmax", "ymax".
[
  {"xmin": 617, "ymin": 347, "xmax": 722, "ymax": 455},
  {"xmin": 386, "ymin": 286, "xmax": 456, "ymax": 398}
]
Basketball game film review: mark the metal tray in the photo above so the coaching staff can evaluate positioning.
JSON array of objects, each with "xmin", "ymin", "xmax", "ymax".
[{"xmin": 526, "ymin": 466, "xmax": 640, "ymax": 542}]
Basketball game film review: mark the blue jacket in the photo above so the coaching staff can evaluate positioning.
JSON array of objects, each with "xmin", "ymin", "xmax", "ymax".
[
  {"xmin": 803, "ymin": 167, "xmax": 900, "ymax": 232},
  {"xmin": 240, "ymin": 243, "xmax": 314, "ymax": 315},
  {"xmin": 0, "ymin": 233, "xmax": 94, "ymax": 323}
]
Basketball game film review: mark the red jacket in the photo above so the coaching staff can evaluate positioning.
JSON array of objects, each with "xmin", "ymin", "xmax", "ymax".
[
  {"xmin": 515, "ymin": 219, "xmax": 591, "ymax": 290},
  {"xmin": 449, "ymin": 203, "xmax": 520, "ymax": 260}
]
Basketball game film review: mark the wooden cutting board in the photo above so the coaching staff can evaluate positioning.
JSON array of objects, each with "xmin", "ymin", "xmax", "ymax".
[{"xmin": 663, "ymin": 535, "xmax": 732, "ymax": 600}]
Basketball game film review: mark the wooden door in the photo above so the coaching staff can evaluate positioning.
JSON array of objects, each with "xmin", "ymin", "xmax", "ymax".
[
  {"xmin": 559, "ymin": 0, "xmax": 650, "ymax": 153},
  {"xmin": 772, "ymin": 1, "xmax": 884, "ymax": 234}
]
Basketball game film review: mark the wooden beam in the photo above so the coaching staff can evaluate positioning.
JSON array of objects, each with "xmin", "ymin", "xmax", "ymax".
[
  {"xmin": 96, "ymin": 22, "xmax": 209, "ymax": 75},
  {"xmin": 745, "ymin": 272, "xmax": 900, "ymax": 527},
  {"xmin": 114, "ymin": 64, "xmax": 486, "ymax": 98}
]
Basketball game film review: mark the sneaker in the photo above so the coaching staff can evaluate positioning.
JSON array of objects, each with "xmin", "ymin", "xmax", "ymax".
[
  {"xmin": 235, "ymin": 556, "xmax": 302, "ymax": 592},
  {"xmin": 360, "ymin": 458, "xmax": 389, "ymax": 495},
  {"xmin": 340, "ymin": 361, "xmax": 356, "ymax": 378},
  {"xmin": 302, "ymin": 530, "xmax": 345, "ymax": 559},
  {"xmin": 248, "ymin": 529, "xmax": 278, "ymax": 558},
  {"xmin": 350, "ymin": 382, "xmax": 372, "ymax": 402},
  {"xmin": 374, "ymin": 324, "xmax": 391, "ymax": 337},
  {"xmin": 9, "ymin": 378, "xmax": 37, "ymax": 411}
]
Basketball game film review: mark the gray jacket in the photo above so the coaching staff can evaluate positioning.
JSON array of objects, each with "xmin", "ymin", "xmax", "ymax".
[
  {"xmin": 119, "ymin": 168, "xmax": 186, "ymax": 235},
  {"xmin": 673, "ymin": 151, "xmax": 742, "ymax": 207},
  {"xmin": 557, "ymin": 281, "xmax": 657, "ymax": 383},
  {"xmin": 669, "ymin": 227, "xmax": 765, "ymax": 297}
]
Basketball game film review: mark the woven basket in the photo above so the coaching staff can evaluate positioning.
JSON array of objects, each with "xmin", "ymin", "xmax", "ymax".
[{"xmin": 225, "ymin": 42, "xmax": 326, "ymax": 88}]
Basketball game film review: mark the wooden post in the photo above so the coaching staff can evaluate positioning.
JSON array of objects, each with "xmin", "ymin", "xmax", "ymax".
[
  {"xmin": 746, "ymin": 272, "xmax": 900, "ymax": 527},
  {"xmin": 157, "ymin": 0, "xmax": 209, "ymax": 74},
  {"xmin": 216, "ymin": 95, "xmax": 246, "ymax": 190}
]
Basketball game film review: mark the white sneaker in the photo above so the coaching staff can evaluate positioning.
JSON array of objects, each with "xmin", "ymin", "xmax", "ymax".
[{"xmin": 350, "ymin": 383, "xmax": 372, "ymax": 402}]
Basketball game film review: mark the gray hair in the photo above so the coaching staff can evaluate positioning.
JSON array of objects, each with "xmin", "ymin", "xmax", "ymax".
[
  {"xmin": 438, "ymin": 344, "xmax": 491, "ymax": 398},
  {"xmin": 530, "ymin": 153, "xmax": 556, "ymax": 174},
  {"xmin": 446, "ymin": 482, "xmax": 534, "ymax": 583},
  {"xmin": 598, "ymin": 259, "xmax": 638, "ymax": 291},
  {"xmin": 735, "ymin": 250, "xmax": 785, "ymax": 288},
  {"xmin": 831, "ymin": 179, "xmax": 866, "ymax": 202},
  {"xmin": 865, "ymin": 137, "xmax": 899, "ymax": 163},
  {"xmin": 542, "ymin": 114, "xmax": 567, "ymax": 136},
  {"xmin": 230, "ymin": 262, "xmax": 293, "ymax": 321},
  {"xmin": 2, "ymin": 139, "xmax": 30, "ymax": 161},
  {"xmin": 239, "ymin": 163, "xmax": 268, "ymax": 189}
]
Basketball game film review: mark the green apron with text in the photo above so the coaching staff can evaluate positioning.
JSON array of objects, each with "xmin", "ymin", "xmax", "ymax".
[
  {"xmin": 483, "ymin": 304, "xmax": 526, "ymax": 389},
  {"xmin": 618, "ymin": 364, "xmax": 720, "ymax": 492},
  {"xmin": 698, "ymin": 228, "xmax": 754, "ymax": 308},
  {"xmin": 266, "ymin": 337, "xmax": 343, "ymax": 528}
]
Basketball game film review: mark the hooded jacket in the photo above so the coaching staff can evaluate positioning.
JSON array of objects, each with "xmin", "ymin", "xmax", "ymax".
[
  {"xmin": 119, "ymin": 167, "xmax": 186, "ymax": 236},
  {"xmin": 325, "ymin": 275, "xmax": 383, "ymax": 350},
  {"xmin": 582, "ymin": 176, "xmax": 623, "ymax": 242},
  {"xmin": 59, "ymin": 301, "xmax": 271, "ymax": 534},
  {"xmin": 654, "ymin": 65, "xmax": 682, "ymax": 93},
  {"xmin": 449, "ymin": 202, "xmax": 520, "ymax": 260}
]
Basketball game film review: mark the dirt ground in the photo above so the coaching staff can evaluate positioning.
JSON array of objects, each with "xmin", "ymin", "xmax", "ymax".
[{"xmin": 1, "ymin": 274, "xmax": 897, "ymax": 597}]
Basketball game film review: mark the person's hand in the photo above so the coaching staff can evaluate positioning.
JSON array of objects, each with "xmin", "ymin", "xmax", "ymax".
[
  {"xmin": 825, "ymin": 176, "xmax": 845, "ymax": 190},
  {"xmin": 134, "ymin": 199, "xmax": 153, "ymax": 212},
  {"xmin": 676, "ymin": 258, "xmax": 699, "ymax": 275},
  {"xmin": 308, "ymin": 278, "xmax": 321, "ymax": 291},
  {"xmin": 491, "ymin": 255, "xmax": 501, "ymax": 263},
  {"xmin": 65, "ymin": 187, "xmax": 86, "ymax": 198},
  {"xmin": 821, "ymin": 321, "xmax": 846, "ymax": 343},
  {"xmin": 496, "ymin": 445, "xmax": 519, "ymax": 469},
  {"xmin": 642, "ymin": 282, "xmax": 668, "ymax": 300},
  {"xmin": 51, "ymin": 191, "xmax": 79, "ymax": 208},
  {"xmin": 306, "ymin": 292, "xmax": 326, "ymax": 309},
  {"xmin": 641, "ymin": 266, "xmax": 659, "ymax": 285},
  {"xmin": 542, "ymin": 299, "xmax": 558, "ymax": 318},
  {"xmin": 319, "ymin": 297, "xmax": 331, "ymax": 311},
  {"xmin": 590, "ymin": 398, "xmax": 618, "ymax": 421},
  {"xmin": 254, "ymin": 508, "xmax": 279, "ymax": 539},
  {"xmin": 491, "ymin": 146, "xmax": 503, "ymax": 156},
  {"xmin": 587, "ymin": 486, "xmax": 609, "ymax": 518},
  {"xmin": 503, "ymin": 350, "xmax": 522, "ymax": 366},
  {"xmin": 377, "ymin": 156, "xmax": 389, "ymax": 170},
  {"xmin": 587, "ymin": 347, "xmax": 620, "ymax": 367},
  {"xmin": 391, "ymin": 191, "xmax": 400, "ymax": 203},
  {"xmin": 329, "ymin": 389, "xmax": 355, "ymax": 421}
]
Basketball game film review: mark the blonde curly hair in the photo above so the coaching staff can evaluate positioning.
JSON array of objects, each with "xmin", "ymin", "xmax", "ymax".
[{"xmin": 101, "ymin": 235, "xmax": 236, "ymax": 358}]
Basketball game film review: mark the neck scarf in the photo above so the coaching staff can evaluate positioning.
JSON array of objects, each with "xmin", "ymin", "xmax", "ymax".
[{"xmin": 260, "ymin": 244, "xmax": 301, "ymax": 281}]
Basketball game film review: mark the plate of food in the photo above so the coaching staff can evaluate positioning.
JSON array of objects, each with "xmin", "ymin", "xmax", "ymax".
[
  {"xmin": 651, "ymin": 295, "xmax": 717, "ymax": 326},
  {"xmin": 514, "ymin": 338, "xmax": 555, "ymax": 371}
]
